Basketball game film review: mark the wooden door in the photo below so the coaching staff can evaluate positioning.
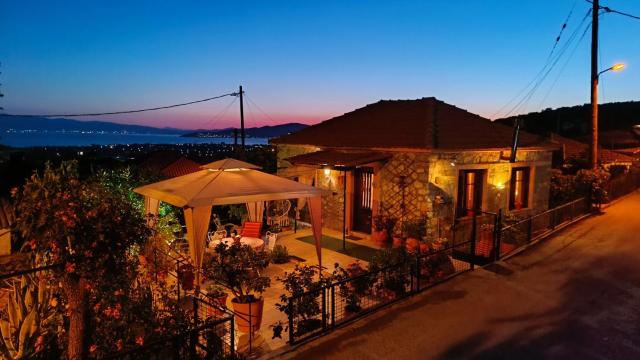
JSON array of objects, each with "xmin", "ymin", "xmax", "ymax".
[{"xmin": 353, "ymin": 167, "xmax": 374, "ymax": 233}]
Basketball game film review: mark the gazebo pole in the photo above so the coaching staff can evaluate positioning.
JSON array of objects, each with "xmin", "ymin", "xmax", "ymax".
[{"xmin": 343, "ymin": 169, "xmax": 347, "ymax": 251}]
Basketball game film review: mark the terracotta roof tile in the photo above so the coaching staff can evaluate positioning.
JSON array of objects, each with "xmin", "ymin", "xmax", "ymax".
[
  {"xmin": 272, "ymin": 97, "xmax": 550, "ymax": 150},
  {"xmin": 287, "ymin": 150, "xmax": 391, "ymax": 168},
  {"xmin": 551, "ymin": 134, "xmax": 636, "ymax": 164},
  {"xmin": 161, "ymin": 158, "xmax": 202, "ymax": 178}
]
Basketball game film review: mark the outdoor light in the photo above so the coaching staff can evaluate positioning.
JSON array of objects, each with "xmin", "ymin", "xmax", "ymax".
[
  {"xmin": 611, "ymin": 63, "xmax": 625, "ymax": 71},
  {"xmin": 324, "ymin": 168, "xmax": 331, "ymax": 176},
  {"xmin": 496, "ymin": 183, "xmax": 505, "ymax": 190},
  {"xmin": 598, "ymin": 62, "xmax": 626, "ymax": 78}
]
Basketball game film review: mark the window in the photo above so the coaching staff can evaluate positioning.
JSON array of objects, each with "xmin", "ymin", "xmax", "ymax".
[
  {"xmin": 457, "ymin": 170, "xmax": 484, "ymax": 217},
  {"xmin": 510, "ymin": 167, "xmax": 530, "ymax": 210}
]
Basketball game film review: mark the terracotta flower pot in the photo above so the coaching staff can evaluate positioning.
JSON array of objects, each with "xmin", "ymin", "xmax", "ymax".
[
  {"xmin": 206, "ymin": 293, "xmax": 228, "ymax": 317},
  {"xmin": 419, "ymin": 243, "xmax": 430, "ymax": 254},
  {"xmin": 405, "ymin": 238, "xmax": 420, "ymax": 253},
  {"xmin": 372, "ymin": 231, "xmax": 389, "ymax": 247},
  {"xmin": 392, "ymin": 237, "xmax": 405, "ymax": 248},
  {"xmin": 231, "ymin": 297, "xmax": 264, "ymax": 333}
]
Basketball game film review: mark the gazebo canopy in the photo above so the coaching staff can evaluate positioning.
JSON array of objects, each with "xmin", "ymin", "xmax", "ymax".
[
  {"xmin": 134, "ymin": 160, "xmax": 324, "ymax": 208},
  {"xmin": 133, "ymin": 158, "xmax": 326, "ymax": 283}
]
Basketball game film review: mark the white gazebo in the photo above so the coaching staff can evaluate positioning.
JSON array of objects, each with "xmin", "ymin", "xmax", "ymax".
[{"xmin": 134, "ymin": 158, "xmax": 325, "ymax": 284}]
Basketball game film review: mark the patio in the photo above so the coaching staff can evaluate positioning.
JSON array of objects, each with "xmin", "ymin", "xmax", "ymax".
[
  {"xmin": 133, "ymin": 157, "xmax": 383, "ymax": 355},
  {"xmin": 232, "ymin": 227, "xmax": 378, "ymax": 354},
  {"xmin": 159, "ymin": 226, "xmax": 379, "ymax": 355}
]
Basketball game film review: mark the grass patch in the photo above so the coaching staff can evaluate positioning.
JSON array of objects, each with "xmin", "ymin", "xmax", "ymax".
[{"xmin": 296, "ymin": 235, "xmax": 378, "ymax": 262}]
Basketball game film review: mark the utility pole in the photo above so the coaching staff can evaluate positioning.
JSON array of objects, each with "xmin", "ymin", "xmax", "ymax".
[
  {"xmin": 239, "ymin": 85, "xmax": 245, "ymax": 151},
  {"xmin": 590, "ymin": 0, "xmax": 599, "ymax": 169}
]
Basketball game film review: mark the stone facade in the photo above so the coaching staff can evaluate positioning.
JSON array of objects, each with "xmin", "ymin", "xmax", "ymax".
[{"xmin": 277, "ymin": 145, "xmax": 553, "ymax": 237}]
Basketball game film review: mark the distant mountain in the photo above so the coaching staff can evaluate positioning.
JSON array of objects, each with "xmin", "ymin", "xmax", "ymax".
[
  {"xmin": 182, "ymin": 123, "xmax": 309, "ymax": 139},
  {"xmin": 0, "ymin": 115, "xmax": 188, "ymax": 134},
  {"xmin": 495, "ymin": 101, "xmax": 640, "ymax": 138}
]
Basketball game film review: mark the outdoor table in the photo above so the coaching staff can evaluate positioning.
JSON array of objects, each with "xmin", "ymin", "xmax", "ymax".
[{"xmin": 210, "ymin": 237, "xmax": 265, "ymax": 251}]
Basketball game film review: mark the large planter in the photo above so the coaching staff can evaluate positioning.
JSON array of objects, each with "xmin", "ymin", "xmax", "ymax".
[
  {"xmin": 372, "ymin": 230, "xmax": 389, "ymax": 247},
  {"xmin": 231, "ymin": 297, "xmax": 264, "ymax": 333},
  {"xmin": 392, "ymin": 237, "xmax": 405, "ymax": 249},
  {"xmin": 206, "ymin": 293, "xmax": 228, "ymax": 318},
  {"xmin": 405, "ymin": 238, "xmax": 420, "ymax": 253}
]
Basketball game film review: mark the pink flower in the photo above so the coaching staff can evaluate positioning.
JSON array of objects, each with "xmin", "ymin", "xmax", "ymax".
[
  {"xmin": 35, "ymin": 335, "xmax": 44, "ymax": 352},
  {"xmin": 65, "ymin": 262, "xmax": 76, "ymax": 274},
  {"xmin": 116, "ymin": 339, "xmax": 123, "ymax": 351},
  {"xmin": 135, "ymin": 336, "xmax": 144, "ymax": 346},
  {"xmin": 89, "ymin": 344, "xmax": 98, "ymax": 353}
]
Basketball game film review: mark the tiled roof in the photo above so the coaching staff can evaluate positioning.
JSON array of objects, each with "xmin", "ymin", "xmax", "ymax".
[
  {"xmin": 272, "ymin": 97, "xmax": 551, "ymax": 150},
  {"xmin": 550, "ymin": 134, "xmax": 636, "ymax": 164},
  {"xmin": 161, "ymin": 158, "xmax": 202, "ymax": 178},
  {"xmin": 286, "ymin": 150, "xmax": 391, "ymax": 168}
]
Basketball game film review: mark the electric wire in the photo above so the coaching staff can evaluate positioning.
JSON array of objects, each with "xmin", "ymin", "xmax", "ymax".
[
  {"xmin": 490, "ymin": 4, "xmax": 584, "ymax": 119},
  {"xmin": 587, "ymin": 0, "xmax": 640, "ymax": 21},
  {"xmin": 537, "ymin": 21, "xmax": 592, "ymax": 109},
  {"xmin": 0, "ymin": 92, "xmax": 238, "ymax": 117},
  {"xmin": 502, "ymin": 8, "xmax": 592, "ymax": 118},
  {"xmin": 200, "ymin": 96, "xmax": 238, "ymax": 130},
  {"xmin": 245, "ymin": 94, "xmax": 280, "ymax": 126}
]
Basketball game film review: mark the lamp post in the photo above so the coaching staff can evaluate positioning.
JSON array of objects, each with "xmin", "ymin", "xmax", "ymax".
[{"xmin": 590, "ymin": 63, "xmax": 625, "ymax": 169}]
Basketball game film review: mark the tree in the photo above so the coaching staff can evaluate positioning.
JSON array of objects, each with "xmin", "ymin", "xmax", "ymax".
[{"xmin": 12, "ymin": 161, "xmax": 150, "ymax": 359}]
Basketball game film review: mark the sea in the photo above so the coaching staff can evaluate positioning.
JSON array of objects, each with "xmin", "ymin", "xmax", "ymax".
[{"xmin": 0, "ymin": 131, "xmax": 269, "ymax": 148}]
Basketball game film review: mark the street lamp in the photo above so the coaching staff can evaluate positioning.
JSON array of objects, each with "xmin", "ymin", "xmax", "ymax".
[
  {"xmin": 597, "ymin": 63, "xmax": 625, "ymax": 78},
  {"xmin": 590, "ymin": 62, "xmax": 626, "ymax": 168}
]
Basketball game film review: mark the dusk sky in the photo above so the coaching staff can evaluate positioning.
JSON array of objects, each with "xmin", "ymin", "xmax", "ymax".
[{"xmin": 1, "ymin": 0, "xmax": 639, "ymax": 130}]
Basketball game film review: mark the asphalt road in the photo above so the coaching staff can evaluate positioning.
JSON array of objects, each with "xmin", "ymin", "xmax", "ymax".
[{"xmin": 284, "ymin": 192, "xmax": 640, "ymax": 360}]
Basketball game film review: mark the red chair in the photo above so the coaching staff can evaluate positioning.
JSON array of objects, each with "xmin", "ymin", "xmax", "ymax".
[{"xmin": 241, "ymin": 221, "xmax": 262, "ymax": 238}]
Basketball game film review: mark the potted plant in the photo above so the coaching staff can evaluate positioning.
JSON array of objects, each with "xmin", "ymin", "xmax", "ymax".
[
  {"xmin": 274, "ymin": 264, "xmax": 333, "ymax": 337},
  {"xmin": 368, "ymin": 247, "xmax": 411, "ymax": 299},
  {"xmin": 402, "ymin": 217, "xmax": 427, "ymax": 254},
  {"xmin": 418, "ymin": 251, "xmax": 456, "ymax": 283},
  {"xmin": 332, "ymin": 262, "xmax": 371, "ymax": 316},
  {"xmin": 270, "ymin": 244, "xmax": 290, "ymax": 264},
  {"xmin": 372, "ymin": 215, "xmax": 397, "ymax": 248},
  {"xmin": 203, "ymin": 283, "xmax": 228, "ymax": 317},
  {"xmin": 204, "ymin": 242, "xmax": 271, "ymax": 333}
]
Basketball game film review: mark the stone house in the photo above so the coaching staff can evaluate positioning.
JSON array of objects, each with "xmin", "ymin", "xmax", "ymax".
[{"xmin": 271, "ymin": 98, "xmax": 556, "ymax": 239}]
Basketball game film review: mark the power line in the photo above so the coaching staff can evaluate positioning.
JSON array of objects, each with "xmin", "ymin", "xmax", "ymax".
[
  {"xmin": 0, "ymin": 91, "xmax": 238, "ymax": 118},
  {"xmin": 245, "ymin": 94, "xmax": 280, "ymax": 126},
  {"xmin": 548, "ymin": 0, "xmax": 578, "ymax": 59},
  {"xmin": 502, "ymin": 8, "xmax": 592, "ymax": 118},
  {"xmin": 491, "ymin": 5, "xmax": 585, "ymax": 119},
  {"xmin": 538, "ymin": 21, "xmax": 592, "ymax": 109},
  {"xmin": 587, "ymin": 0, "xmax": 640, "ymax": 20},
  {"xmin": 200, "ymin": 96, "xmax": 238, "ymax": 130}
]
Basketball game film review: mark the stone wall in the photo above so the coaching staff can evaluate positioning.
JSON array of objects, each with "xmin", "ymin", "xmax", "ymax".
[
  {"xmin": 276, "ymin": 144, "xmax": 553, "ymax": 238},
  {"xmin": 376, "ymin": 153, "xmax": 431, "ymax": 233}
]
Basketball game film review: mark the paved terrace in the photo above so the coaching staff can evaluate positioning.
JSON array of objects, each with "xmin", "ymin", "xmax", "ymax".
[
  {"xmin": 282, "ymin": 191, "xmax": 640, "ymax": 360},
  {"xmin": 232, "ymin": 227, "xmax": 377, "ymax": 355}
]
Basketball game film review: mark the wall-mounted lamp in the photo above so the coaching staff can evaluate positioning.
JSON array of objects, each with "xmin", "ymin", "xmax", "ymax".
[
  {"xmin": 496, "ymin": 183, "xmax": 506, "ymax": 190},
  {"xmin": 324, "ymin": 168, "xmax": 331, "ymax": 176}
]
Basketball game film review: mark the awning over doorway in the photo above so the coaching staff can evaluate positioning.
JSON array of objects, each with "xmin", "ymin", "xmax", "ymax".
[{"xmin": 286, "ymin": 150, "xmax": 390, "ymax": 168}]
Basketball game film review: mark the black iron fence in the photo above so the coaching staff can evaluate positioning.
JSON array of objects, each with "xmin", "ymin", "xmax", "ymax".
[
  {"xmin": 498, "ymin": 197, "xmax": 591, "ymax": 259},
  {"xmin": 104, "ymin": 315, "xmax": 235, "ymax": 360},
  {"xmin": 607, "ymin": 171, "xmax": 640, "ymax": 201},
  {"xmin": 285, "ymin": 172, "xmax": 640, "ymax": 346},
  {"xmin": 287, "ymin": 240, "xmax": 474, "ymax": 345}
]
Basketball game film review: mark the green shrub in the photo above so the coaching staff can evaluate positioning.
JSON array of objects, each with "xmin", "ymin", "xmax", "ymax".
[{"xmin": 270, "ymin": 245, "xmax": 289, "ymax": 264}]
